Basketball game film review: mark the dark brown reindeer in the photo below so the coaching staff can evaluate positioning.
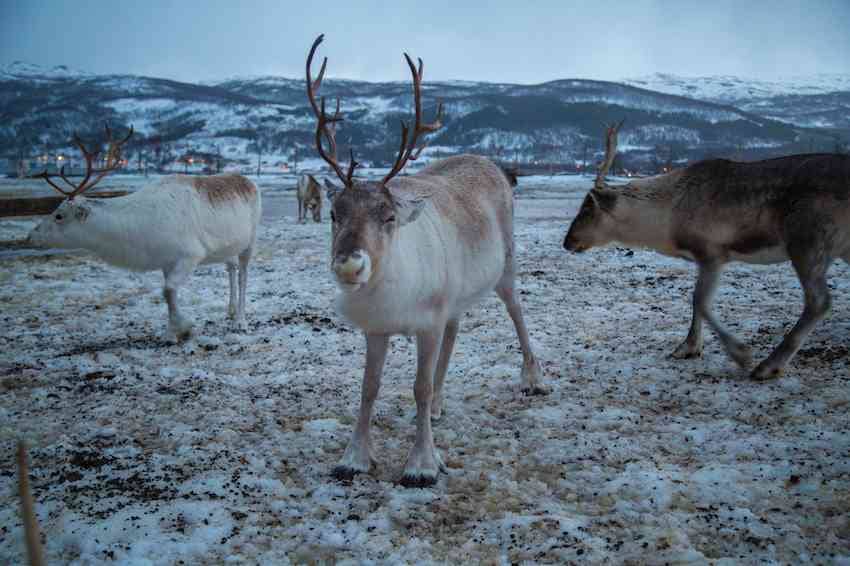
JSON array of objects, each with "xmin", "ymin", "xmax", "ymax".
[
  {"xmin": 306, "ymin": 34, "xmax": 547, "ymax": 487},
  {"xmin": 564, "ymin": 122, "xmax": 850, "ymax": 379}
]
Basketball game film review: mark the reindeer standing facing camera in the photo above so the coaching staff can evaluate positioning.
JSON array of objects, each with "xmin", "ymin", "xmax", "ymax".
[
  {"xmin": 305, "ymin": 34, "xmax": 547, "ymax": 487},
  {"xmin": 28, "ymin": 125, "xmax": 262, "ymax": 341}
]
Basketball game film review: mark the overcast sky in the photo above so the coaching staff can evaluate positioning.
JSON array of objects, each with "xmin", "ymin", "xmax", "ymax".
[{"xmin": 2, "ymin": 0, "xmax": 850, "ymax": 84}]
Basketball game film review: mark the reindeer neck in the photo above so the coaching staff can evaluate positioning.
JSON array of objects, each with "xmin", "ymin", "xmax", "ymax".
[
  {"xmin": 608, "ymin": 186, "xmax": 678, "ymax": 254},
  {"xmin": 72, "ymin": 196, "xmax": 149, "ymax": 262}
]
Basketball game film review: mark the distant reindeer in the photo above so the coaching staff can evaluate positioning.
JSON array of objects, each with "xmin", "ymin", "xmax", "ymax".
[
  {"xmin": 306, "ymin": 35, "xmax": 547, "ymax": 487},
  {"xmin": 27, "ymin": 125, "xmax": 262, "ymax": 342},
  {"xmin": 564, "ymin": 122, "xmax": 850, "ymax": 379},
  {"xmin": 296, "ymin": 173, "xmax": 323, "ymax": 222}
]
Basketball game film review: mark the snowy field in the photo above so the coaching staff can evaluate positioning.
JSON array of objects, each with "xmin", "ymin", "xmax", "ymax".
[{"xmin": 1, "ymin": 176, "xmax": 849, "ymax": 564}]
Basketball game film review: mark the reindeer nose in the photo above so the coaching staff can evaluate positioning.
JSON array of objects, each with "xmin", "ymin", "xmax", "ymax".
[{"xmin": 334, "ymin": 250, "xmax": 366, "ymax": 278}]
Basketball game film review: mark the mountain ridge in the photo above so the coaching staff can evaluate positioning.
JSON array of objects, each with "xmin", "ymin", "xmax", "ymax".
[{"xmin": 2, "ymin": 62, "xmax": 847, "ymax": 173}]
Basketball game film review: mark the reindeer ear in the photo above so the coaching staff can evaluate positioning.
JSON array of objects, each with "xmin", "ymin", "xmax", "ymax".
[
  {"xmin": 73, "ymin": 203, "xmax": 91, "ymax": 221},
  {"xmin": 387, "ymin": 188, "xmax": 430, "ymax": 226},
  {"xmin": 590, "ymin": 189, "xmax": 617, "ymax": 213},
  {"xmin": 323, "ymin": 178, "xmax": 342, "ymax": 201}
]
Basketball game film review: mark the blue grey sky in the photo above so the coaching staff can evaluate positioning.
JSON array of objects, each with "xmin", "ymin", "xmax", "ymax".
[{"xmin": 2, "ymin": 0, "xmax": 850, "ymax": 83}]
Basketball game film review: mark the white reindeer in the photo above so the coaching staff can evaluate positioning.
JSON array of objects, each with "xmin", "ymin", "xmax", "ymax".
[
  {"xmin": 27, "ymin": 126, "xmax": 262, "ymax": 342},
  {"xmin": 306, "ymin": 35, "xmax": 547, "ymax": 488}
]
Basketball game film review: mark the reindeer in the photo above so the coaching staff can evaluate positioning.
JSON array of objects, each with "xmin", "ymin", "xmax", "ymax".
[
  {"xmin": 27, "ymin": 125, "xmax": 262, "ymax": 342},
  {"xmin": 296, "ymin": 173, "xmax": 323, "ymax": 222},
  {"xmin": 564, "ymin": 122, "xmax": 850, "ymax": 379},
  {"xmin": 305, "ymin": 35, "xmax": 547, "ymax": 487}
]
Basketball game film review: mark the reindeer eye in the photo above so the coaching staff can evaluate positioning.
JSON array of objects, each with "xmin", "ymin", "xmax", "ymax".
[
  {"xmin": 384, "ymin": 215, "xmax": 396, "ymax": 224},
  {"xmin": 330, "ymin": 211, "xmax": 337, "ymax": 223},
  {"xmin": 55, "ymin": 213, "xmax": 64, "ymax": 221}
]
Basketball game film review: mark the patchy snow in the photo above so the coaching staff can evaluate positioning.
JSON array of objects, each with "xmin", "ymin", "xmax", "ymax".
[{"xmin": 1, "ymin": 178, "xmax": 849, "ymax": 564}]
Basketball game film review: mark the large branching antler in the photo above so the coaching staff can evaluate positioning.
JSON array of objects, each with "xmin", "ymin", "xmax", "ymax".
[
  {"xmin": 34, "ymin": 123, "xmax": 133, "ymax": 199},
  {"xmin": 382, "ymin": 54, "xmax": 444, "ymax": 185},
  {"xmin": 594, "ymin": 119, "xmax": 624, "ymax": 189},
  {"xmin": 306, "ymin": 34, "xmax": 358, "ymax": 186}
]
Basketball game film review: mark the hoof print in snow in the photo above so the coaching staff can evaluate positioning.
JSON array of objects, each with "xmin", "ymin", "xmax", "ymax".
[{"xmin": 399, "ymin": 473, "xmax": 438, "ymax": 488}]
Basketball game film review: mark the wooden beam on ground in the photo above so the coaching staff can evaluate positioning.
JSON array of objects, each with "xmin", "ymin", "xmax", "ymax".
[{"xmin": 0, "ymin": 191, "xmax": 128, "ymax": 218}]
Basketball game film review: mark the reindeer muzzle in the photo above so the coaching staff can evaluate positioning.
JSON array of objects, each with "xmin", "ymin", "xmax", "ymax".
[
  {"xmin": 563, "ymin": 234, "xmax": 587, "ymax": 253},
  {"xmin": 333, "ymin": 249, "xmax": 371, "ymax": 289}
]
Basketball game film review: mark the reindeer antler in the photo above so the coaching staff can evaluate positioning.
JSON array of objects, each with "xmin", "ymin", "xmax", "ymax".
[
  {"xmin": 35, "ymin": 123, "xmax": 133, "ymax": 199},
  {"xmin": 17, "ymin": 441, "xmax": 45, "ymax": 566},
  {"xmin": 382, "ymin": 54, "xmax": 444, "ymax": 185},
  {"xmin": 594, "ymin": 119, "xmax": 624, "ymax": 190},
  {"xmin": 306, "ymin": 34, "xmax": 357, "ymax": 186}
]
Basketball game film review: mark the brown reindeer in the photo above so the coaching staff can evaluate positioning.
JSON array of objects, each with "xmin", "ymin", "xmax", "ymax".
[
  {"xmin": 564, "ymin": 122, "xmax": 850, "ymax": 379},
  {"xmin": 296, "ymin": 173, "xmax": 323, "ymax": 222},
  {"xmin": 306, "ymin": 34, "xmax": 547, "ymax": 487}
]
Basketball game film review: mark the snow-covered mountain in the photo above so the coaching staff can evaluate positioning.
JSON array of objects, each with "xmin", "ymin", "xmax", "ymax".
[
  {"xmin": 1, "ymin": 62, "xmax": 846, "ymax": 175},
  {"xmin": 624, "ymin": 72, "xmax": 850, "ymax": 103},
  {"xmin": 624, "ymin": 73, "xmax": 850, "ymax": 129},
  {"xmin": 0, "ymin": 61, "xmax": 94, "ymax": 82}
]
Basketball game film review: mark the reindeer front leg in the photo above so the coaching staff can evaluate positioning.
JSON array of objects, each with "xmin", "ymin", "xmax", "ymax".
[
  {"xmin": 671, "ymin": 287, "xmax": 704, "ymax": 359},
  {"xmin": 401, "ymin": 327, "xmax": 448, "ymax": 487},
  {"xmin": 693, "ymin": 260, "xmax": 751, "ymax": 369},
  {"xmin": 163, "ymin": 259, "xmax": 199, "ymax": 342},
  {"xmin": 332, "ymin": 332, "xmax": 389, "ymax": 480}
]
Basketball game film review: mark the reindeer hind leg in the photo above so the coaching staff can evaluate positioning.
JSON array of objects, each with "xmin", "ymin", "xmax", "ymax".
[
  {"xmin": 495, "ymin": 266, "xmax": 549, "ymax": 395},
  {"xmin": 226, "ymin": 259, "xmax": 238, "ymax": 320},
  {"xmin": 234, "ymin": 247, "xmax": 252, "ymax": 331},
  {"xmin": 431, "ymin": 318, "xmax": 459, "ymax": 420},
  {"xmin": 752, "ymin": 239, "xmax": 833, "ymax": 380}
]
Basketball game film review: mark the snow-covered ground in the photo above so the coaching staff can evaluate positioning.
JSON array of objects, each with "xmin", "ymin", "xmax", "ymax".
[{"xmin": 1, "ymin": 178, "xmax": 849, "ymax": 564}]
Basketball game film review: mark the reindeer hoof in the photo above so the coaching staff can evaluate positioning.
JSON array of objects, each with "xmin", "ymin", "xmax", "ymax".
[
  {"xmin": 751, "ymin": 362, "xmax": 784, "ymax": 381},
  {"xmin": 430, "ymin": 403, "xmax": 444, "ymax": 421},
  {"xmin": 670, "ymin": 342, "xmax": 703, "ymax": 359},
  {"xmin": 166, "ymin": 325, "xmax": 194, "ymax": 344},
  {"xmin": 332, "ymin": 465, "xmax": 366, "ymax": 481},
  {"xmin": 522, "ymin": 384, "xmax": 551, "ymax": 396},
  {"xmin": 399, "ymin": 472, "xmax": 438, "ymax": 488},
  {"xmin": 728, "ymin": 343, "xmax": 752, "ymax": 369}
]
